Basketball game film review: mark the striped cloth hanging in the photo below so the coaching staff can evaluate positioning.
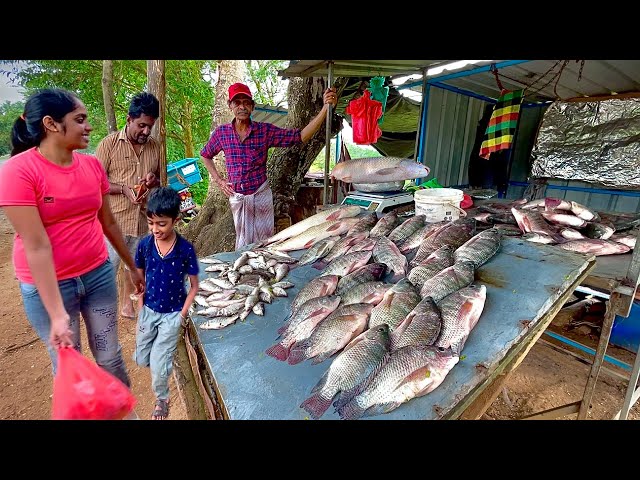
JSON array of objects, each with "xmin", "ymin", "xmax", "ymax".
[{"xmin": 479, "ymin": 89, "xmax": 524, "ymax": 159}]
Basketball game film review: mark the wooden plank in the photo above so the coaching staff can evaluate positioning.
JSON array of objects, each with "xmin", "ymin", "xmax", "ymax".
[
  {"xmin": 172, "ymin": 328, "xmax": 208, "ymax": 420},
  {"xmin": 520, "ymin": 401, "xmax": 581, "ymax": 419}
]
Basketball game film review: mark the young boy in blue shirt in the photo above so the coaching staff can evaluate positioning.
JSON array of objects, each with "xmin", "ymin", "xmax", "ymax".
[{"xmin": 134, "ymin": 187, "xmax": 199, "ymax": 420}]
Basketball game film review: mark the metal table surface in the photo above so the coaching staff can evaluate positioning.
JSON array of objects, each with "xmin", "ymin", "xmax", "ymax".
[{"xmin": 190, "ymin": 237, "xmax": 592, "ymax": 420}]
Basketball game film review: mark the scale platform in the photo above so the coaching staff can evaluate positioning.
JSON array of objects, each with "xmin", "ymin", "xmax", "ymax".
[{"xmin": 341, "ymin": 190, "xmax": 415, "ymax": 216}]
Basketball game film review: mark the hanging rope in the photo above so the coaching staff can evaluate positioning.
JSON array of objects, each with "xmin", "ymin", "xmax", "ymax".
[{"xmin": 490, "ymin": 64, "xmax": 505, "ymax": 93}]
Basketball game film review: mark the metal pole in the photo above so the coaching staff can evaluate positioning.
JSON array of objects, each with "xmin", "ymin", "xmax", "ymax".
[{"xmin": 323, "ymin": 61, "xmax": 334, "ymax": 206}]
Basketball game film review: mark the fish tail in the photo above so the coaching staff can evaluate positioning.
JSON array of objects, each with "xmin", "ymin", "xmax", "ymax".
[
  {"xmin": 300, "ymin": 393, "xmax": 333, "ymax": 420},
  {"xmin": 287, "ymin": 343, "xmax": 308, "ymax": 365},
  {"xmin": 265, "ymin": 343, "xmax": 289, "ymax": 361},
  {"xmin": 312, "ymin": 259, "xmax": 328, "ymax": 270}
]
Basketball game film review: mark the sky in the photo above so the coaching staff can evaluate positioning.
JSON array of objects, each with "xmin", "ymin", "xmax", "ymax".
[{"xmin": 0, "ymin": 77, "xmax": 24, "ymax": 103}]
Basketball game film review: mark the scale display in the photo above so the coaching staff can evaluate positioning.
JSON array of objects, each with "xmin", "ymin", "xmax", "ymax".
[{"xmin": 342, "ymin": 191, "xmax": 414, "ymax": 215}]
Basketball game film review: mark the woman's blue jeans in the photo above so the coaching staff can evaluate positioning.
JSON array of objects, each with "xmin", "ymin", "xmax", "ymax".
[{"xmin": 19, "ymin": 259, "xmax": 130, "ymax": 387}]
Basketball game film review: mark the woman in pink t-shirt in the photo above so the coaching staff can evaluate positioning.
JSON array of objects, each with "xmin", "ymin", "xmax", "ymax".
[{"xmin": 0, "ymin": 88, "xmax": 145, "ymax": 388}]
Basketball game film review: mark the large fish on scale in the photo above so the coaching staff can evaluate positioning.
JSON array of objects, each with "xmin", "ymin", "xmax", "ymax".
[
  {"xmin": 407, "ymin": 244, "xmax": 455, "ymax": 290},
  {"xmin": 411, "ymin": 218, "xmax": 476, "ymax": 267},
  {"xmin": 336, "ymin": 263, "xmax": 387, "ymax": 295},
  {"xmin": 453, "ymin": 228, "xmax": 501, "ymax": 269},
  {"xmin": 370, "ymin": 211, "xmax": 399, "ymax": 238},
  {"xmin": 289, "ymin": 275, "xmax": 340, "ymax": 317},
  {"xmin": 319, "ymin": 250, "xmax": 373, "ymax": 277},
  {"xmin": 297, "ymin": 237, "xmax": 339, "ymax": 266},
  {"xmin": 300, "ymin": 324, "xmax": 391, "ymax": 420},
  {"xmin": 269, "ymin": 217, "xmax": 362, "ymax": 252},
  {"xmin": 313, "ymin": 232, "xmax": 369, "ymax": 269},
  {"xmin": 266, "ymin": 295, "xmax": 342, "ymax": 361},
  {"xmin": 387, "ymin": 215, "xmax": 426, "ymax": 246},
  {"xmin": 397, "ymin": 221, "xmax": 448, "ymax": 253},
  {"xmin": 259, "ymin": 205, "xmax": 361, "ymax": 246},
  {"xmin": 346, "ymin": 212, "xmax": 379, "ymax": 236},
  {"xmin": 287, "ymin": 303, "xmax": 374, "ymax": 365},
  {"xmin": 369, "ymin": 278, "xmax": 422, "ymax": 332},
  {"xmin": 336, "ymin": 345, "xmax": 459, "ymax": 420},
  {"xmin": 420, "ymin": 261, "xmax": 475, "ymax": 303},
  {"xmin": 435, "ymin": 283, "xmax": 487, "ymax": 354},
  {"xmin": 340, "ymin": 281, "xmax": 392, "ymax": 307},
  {"xmin": 372, "ymin": 236, "xmax": 408, "ymax": 281},
  {"xmin": 330, "ymin": 156, "xmax": 430, "ymax": 184},
  {"xmin": 390, "ymin": 296, "xmax": 442, "ymax": 351}
]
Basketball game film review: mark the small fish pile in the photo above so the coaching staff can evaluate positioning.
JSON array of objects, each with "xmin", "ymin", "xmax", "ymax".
[
  {"xmin": 260, "ymin": 212, "xmax": 498, "ymax": 419},
  {"xmin": 471, "ymin": 197, "xmax": 637, "ymax": 256}
]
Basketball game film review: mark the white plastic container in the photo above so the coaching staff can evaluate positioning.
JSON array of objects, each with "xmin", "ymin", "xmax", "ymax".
[{"xmin": 414, "ymin": 188, "xmax": 465, "ymax": 223}]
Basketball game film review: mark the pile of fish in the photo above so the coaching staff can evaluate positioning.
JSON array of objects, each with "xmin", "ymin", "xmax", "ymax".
[
  {"xmin": 471, "ymin": 197, "xmax": 638, "ymax": 256},
  {"xmin": 256, "ymin": 206, "xmax": 498, "ymax": 420}
]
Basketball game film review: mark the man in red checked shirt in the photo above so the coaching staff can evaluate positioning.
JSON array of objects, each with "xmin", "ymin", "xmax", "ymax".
[{"xmin": 199, "ymin": 82, "xmax": 338, "ymax": 249}]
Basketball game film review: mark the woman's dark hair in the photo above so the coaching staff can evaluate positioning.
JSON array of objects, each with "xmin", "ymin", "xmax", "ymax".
[
  {"xmin": 146, "ymin": 187, "xmax": 181, "ymax": 220},
  {"xmin": 128, "ymin": 92, "xmax": 160, "ymax": 119},
  {"xmin": 11, "ymin": 88, "xmax": 80, "ymax": 156}
]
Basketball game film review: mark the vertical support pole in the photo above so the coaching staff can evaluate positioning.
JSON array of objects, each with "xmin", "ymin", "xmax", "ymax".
[
  {"xmin": 414, "ymin": 70, "xmax": 430, "ymax": 185},
  {"xmin": 578, "ymin": 290, "xmax": 621, "ymax": 419},
  {"xmin": 323, "ymin": 61, "xmax": 334, "ymax": 206},
  {"xmin": 618, "ymin": 342, "xmax": 640, "ymax": 419}
]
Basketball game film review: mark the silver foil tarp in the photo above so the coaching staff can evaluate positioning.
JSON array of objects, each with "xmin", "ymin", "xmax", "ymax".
[{"xmin": 530, "ymin": 98, "xmax": 640, "ymax": 188}]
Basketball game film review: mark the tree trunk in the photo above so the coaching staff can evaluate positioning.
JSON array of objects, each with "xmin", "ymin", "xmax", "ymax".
[
  {"xmin": 147, "ymin": 60, "xmax": 167, "ymax": 186},
  {"xmin": 101, "ymin": 60, "xmax": 117, "ymax": 134},
  {"xmin": 268, "ymin": 76, "xmax": 344, "ymax": 221},
  {"xmin": 182, "ymin": 60, "xmax": 244, "ymax": 256}
]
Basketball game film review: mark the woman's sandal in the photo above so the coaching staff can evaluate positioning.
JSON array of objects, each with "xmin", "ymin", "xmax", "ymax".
[{"xmin": 152, "ymin": 399, "xmax": 169, "ymax": 420}]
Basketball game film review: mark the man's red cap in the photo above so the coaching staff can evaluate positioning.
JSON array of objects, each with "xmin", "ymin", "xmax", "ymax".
[{"xmin": 228, "ymin": 83, "xmax": 253, "ymax": 102}]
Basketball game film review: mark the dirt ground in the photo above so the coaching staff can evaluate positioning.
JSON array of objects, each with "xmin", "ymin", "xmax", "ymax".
[{"xmin": 0, "ymin": 208, "xmax": 638, "ymax": 421}]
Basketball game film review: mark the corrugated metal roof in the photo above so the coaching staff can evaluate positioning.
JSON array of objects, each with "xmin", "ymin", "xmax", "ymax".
[
  {"xmin": 279, "ymin": 60, "xmax": 448, "ymax": 79},
  {"xmin": 401, "ymin": 60, "xmax": 640, "ymax": 103},
  {"xmin": 252, "ymin": 104, "xmax": 288, "ymax": 128}
]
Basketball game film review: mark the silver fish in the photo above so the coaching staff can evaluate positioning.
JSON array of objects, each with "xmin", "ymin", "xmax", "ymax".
[
  {"xmin": 320, "ymin": 250, "xmax": 372, "ymax": 277},
  {"xmin": 390, "ymin": 296, "xmax": 442, "ymax": 351},
  {"xmin": 369, "ymin": 278, "xmax": 421, "ymax": 332},
  {"xmin": 297, "ymin": 237, "xmax": 339, "ymax": 266},
  {"xmin": 346, "ymin": 212, "xmax": 379, "ymax": 236},
  {"xmin": 330, "ymin": 157, "xmax": 430, "ymax": 184},
  {"xmin": 289, "ymin": 275, "xmax": 340, "ymax": 315},
  {"xmin": 420, "ymin": 261, "xmax": 475, "ymax": 303},
  {"xmin": 372, "ymin": 236, "xmax": 408, "ymax": 281},
  {"xmin": 559, "ymin": 239, "xmax": 630, "ymax": 256},
  {"xmin": 269, "ymin": 217, "xmax": 362, "ymax": 252},
  {"xmin": 370, "ymin": 211, "xmax": 399, "ymax": 238},
  {"xmin": 336, "ymin": 263, "xmax": 387, "ymax": 295},
  {"xmin": 453, "ymin": 229, "xmax": 501, "ymax": 269},
  {"xmin": 199, "ymin": 314, "xmax": 240, "ymax": 330},
  {"xmin": 435, "ymin": 284, "xmax": 487, "ymax": 354},
  {"xmin": 387, "ymin": 215, "xmax": 426, "ymax": 245},
  {"xmin": 340, "ymin": 281, "xmax": 392, "ymax": 307}
]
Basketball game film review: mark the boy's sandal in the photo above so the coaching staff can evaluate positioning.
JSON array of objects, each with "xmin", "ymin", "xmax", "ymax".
[{"xmin": 152, "ymin": 399, "xmax": 169, "ymax": 420}]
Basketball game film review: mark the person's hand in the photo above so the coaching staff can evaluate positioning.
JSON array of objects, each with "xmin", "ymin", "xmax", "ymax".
[
  {"xmin": 128, "ymin": 268, "xmax": 146, "ymax": 296},
  {"xmin": 323, "ymin": 87, "xmax": 338, "ymax": 107},
  {"xmin": 49, "ymin": 313, "xmax": 73, "ymax": 349},
  {"xmin": 179, "ymin": 311, "xmax": 189, "ymax": 327},
  {"xmin": 216, "ymin": 179, "xmax": 235, "ymax": 197},
  {"xmin": 143, "ymin": 172, "xmax": 158, "ymax": 188},
  {"xmin": 123, "ymin": 185, "xmax": 142, "ymax": 205}
]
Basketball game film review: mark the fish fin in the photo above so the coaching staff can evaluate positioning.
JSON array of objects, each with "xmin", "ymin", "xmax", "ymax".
[
  {"xmin": 336, "ymin": 399, "xmax": 365, "ymax": 420},
  {"xmin": 389, "ymin": 270, "xmax": 406, "ymax": 283},
  {"xmin": 310, "ymin": 369, "xmax": 331, "ymax": 395},
  {"xmin": 362, "ymin": 401, "xmax": 402, "ymax": 418},
  {"xmin": 265, "ymin": 343, "xmax": 289, "ymax": 361},
  {"xmin": 287, "ymin": 342, "xmax": 309, "ymax": 365},
  {"xmin": 311, "ymin": 349, "xmax": 337, "ymax": 365},
  {"xmin": 376, "ymin": 168, "xmax": 396, "ymax": 175},
  {"xmin": 300, "ymin": 392, "xmax": 334, "ymax": 420}
]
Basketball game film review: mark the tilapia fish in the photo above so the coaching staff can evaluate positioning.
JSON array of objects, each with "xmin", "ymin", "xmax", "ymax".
[
  {"xmin": 370, "ymin": 211, "xmax": 399, "ymax": 238},
  {"xmin": 320, "ymin": 250, "xmax": 372, "ymax": 277},
  {"xmin": 390, "ymin": 296, "xmax": 442, "ymax": 351},
  {"xmin": 289, "ymin": 275, "xmax": 340, "ymax": 317},
  {"xmin": 453, "ymin": 228, "xmax": 501, "ymax": 269},
  {"xmin": 420, "ymin": 261, "xmax": 475, "ymax": 303},
  {"xmin": 387, "ymin": 215, "xmax": 426, "ymax": 246},
  {"xmin": 340, "ymin": 281, "xmax": 392, "ymax": 307},
  {"xmin": 435, "ymin": 284, "xmax": 487, "ymax": 354},
  {"xmin": 266, "ymin": 295, "xmax": 342, "ymax": 361},
  {"xmin": 314, "ymin": 232, "xmax": 369, "ymax": 268},
  {"xmin": 397, "ymin": 222, "xmax": 445, "ymax": 253},
  {"xmin": 331, "ymin": 157, "xmax": 430, "ymax": 184},
  {"xmin": 300, "ymin": 324, "xmax": 390, "ymax": 419},
  {"xmin": 337, "ymin": 345, "xmax": 459, "ymax": 420},
  {"xmin": 372, "ymin": 236, "xmax": 408, "ymax": 281},
  {"xmin": 407, "ymin": 244, "xmax": 455, "ymax": 289},
  {"xmin": 259, "ymin": 205, "xmax": 361, "ymax": 246},
  {"xmin": 297, "ymin": 237, "xmax": 339, "ymax": 266},
  {"xmin": 346, "ymin": 212, "xmax": 379, "ymax": 236},
  {"xmin": 269, "ymin": 217, "xmax": 361, "ymax": 252},
  {"xmin": 559, "ymin": 239, "xmax": 630, "ymax": 256},
  {"xmin": 336, "ymin": 263, "xmax": 387, "ymax": 295},
  {"xmin": 287, "ymin": 303, "xmax": 374, "ymax": 365},
  {"xmin": 411, "ymin": 218, "xmax": 476, "ymax": 266},
  {"xmin": 369, "ymin": 278, "xmax": 422, "ymax": 332}
]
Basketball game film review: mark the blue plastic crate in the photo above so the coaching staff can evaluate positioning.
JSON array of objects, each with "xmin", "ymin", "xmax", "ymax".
[{"xmin": 167, "ymin": 158, "xmax": 202, "ymax": 191}]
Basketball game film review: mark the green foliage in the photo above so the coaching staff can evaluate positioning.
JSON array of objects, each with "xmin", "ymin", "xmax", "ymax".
[
  {"xmin": 0, "ymin": 100, "xmax": 25, "ymax": 156},
  {"xmin": 244, "ymin": 60, "xmax": 288, "ymax": 106},
  {"xmin": 186, "ymin": 159, "xmax": 209, "ymax": 206}
]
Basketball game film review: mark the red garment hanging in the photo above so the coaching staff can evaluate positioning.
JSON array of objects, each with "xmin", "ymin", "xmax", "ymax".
[{"xmin": 345, "ymin": 90, "xmax": 383, "ymax": 145}]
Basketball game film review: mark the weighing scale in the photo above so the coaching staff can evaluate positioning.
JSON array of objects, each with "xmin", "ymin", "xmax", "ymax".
[{"xmin": 341, "ymin": 190, "xmax": 415, "ymax": 216}]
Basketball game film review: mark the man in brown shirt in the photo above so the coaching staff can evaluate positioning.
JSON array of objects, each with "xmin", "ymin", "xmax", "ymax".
[{"xmin": 96, "ymin": 92, "xmax": 161, "ymax": 318}]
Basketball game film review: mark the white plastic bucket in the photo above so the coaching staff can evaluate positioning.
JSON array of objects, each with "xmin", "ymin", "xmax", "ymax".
[{"xmin": 414, "ymin": 188, "xmax": 466, "ymax": 223}]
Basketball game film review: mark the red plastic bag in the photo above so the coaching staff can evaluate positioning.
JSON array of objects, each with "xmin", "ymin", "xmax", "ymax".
[
  {"xmin": 460, "ymin": 193, "xmax": 473, "ymax": 209},
  {"xmin": 52, "ymin": 346, "xmax": 136, "ymax": 420},
  {"xmin": 345, "ymin": 90, "xmax": 383, "ymax": 145}
]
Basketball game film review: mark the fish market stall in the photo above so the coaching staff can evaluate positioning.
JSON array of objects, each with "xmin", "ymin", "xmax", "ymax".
[{"xmin": 185, "ymin": 235, "xmax": 594, "ymax": 420}]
